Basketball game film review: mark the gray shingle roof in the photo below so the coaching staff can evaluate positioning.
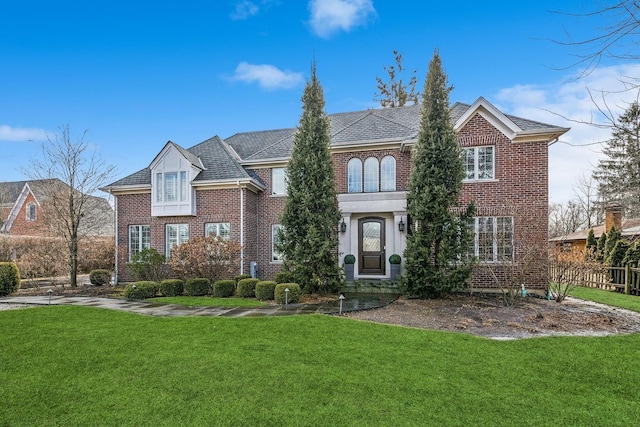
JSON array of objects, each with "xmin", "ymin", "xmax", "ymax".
[{"xmin": 106, "ymin": 100, "xmax": 567, "ymax": 189}]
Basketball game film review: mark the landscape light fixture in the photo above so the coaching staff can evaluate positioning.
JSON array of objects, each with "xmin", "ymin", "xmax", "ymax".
[{"xmin": 340, "ymin": 219, "xmax": 346, "ymax": 233}]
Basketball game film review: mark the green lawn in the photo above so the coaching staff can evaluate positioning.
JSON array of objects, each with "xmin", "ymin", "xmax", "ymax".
[
  {"xmin": 147, "ymin": 296, "xmax": 268, "ymax": 307},
  {"xmin": 570, "ymin": 286, "xmax": 640, "ymax": 313},
  {"xmin": 2, "ymin": 306, "xmax": 640, "ymax": 426}
]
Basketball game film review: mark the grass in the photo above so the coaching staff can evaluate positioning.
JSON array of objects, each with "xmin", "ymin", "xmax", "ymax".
[
  {"xmin": 570, "ymin": 286, "xmax": 640, "ymax": 313},
  {"xmin": 2, "ymin": 306, "xmax": 640, "ymax": 426},
  {"xmin": 147, "ymin": 296, "xmax": 268, "ymax": 307}
]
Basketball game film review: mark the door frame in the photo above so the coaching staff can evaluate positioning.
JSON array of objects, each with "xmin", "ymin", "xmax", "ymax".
[{"xmin": 358, "ymin": 216, "xmax": 386, "ymax": 275}]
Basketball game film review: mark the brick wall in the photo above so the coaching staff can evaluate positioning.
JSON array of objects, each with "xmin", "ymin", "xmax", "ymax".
[
  {"xmin": 9, "ymin": 192, "xmax": 49, "ymax": 236},
  {"xmin": 254, "ymin": 168, "xmax": 286, "ymax": 280}
]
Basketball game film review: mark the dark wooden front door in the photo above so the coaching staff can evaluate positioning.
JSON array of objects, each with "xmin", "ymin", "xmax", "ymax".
[{"xmin": 358, "ymin": 217, "xmax": 385, "ymax": 275}]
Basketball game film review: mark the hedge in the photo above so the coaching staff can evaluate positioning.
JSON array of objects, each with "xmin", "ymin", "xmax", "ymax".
[
  {"xmin": 123, "ymin": 281, "xmax": 159, "ymax": 300},
  {"xmin": 237, "ymin": 278, "xmax": 260, "ymax": 298},
  {"xmin": 255, "ymin": 280, "xmax": 277, "ymax": 301},
  {"xmin": 159, "ymin": 279, "xmax": 184, "ymax": 297},
  {"xmin": 184, "ymin": 278, "xmax": 211, "ymax": 296},
  {"xmin": 274, "ymin": 283, "xmax": 301, "ymax": 304},
  {"xmin": 89, "ymin": 269, "xmax": 111, "ymax": 286},
  {"xmin": 213, "ymin": 280, "xmax": 236, "ymax": 298},
  {"xmin": 234, "ymin": 274, "xmax": 252, "ymax": 283},
  {"xmin": 0, "ymin": 262, "xmax": 20, "ymax": 297},
  {"xmin": 275, "ymin": 271, "xmax": 295, "ymax": 284}
]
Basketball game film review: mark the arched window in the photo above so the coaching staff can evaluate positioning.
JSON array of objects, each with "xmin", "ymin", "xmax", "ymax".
[
  {"xmin": 380, "ymin": 156, "xmax": 396, "ymax": 191},
  {"xmin": 347, "ymin": 158, "xmax": 362, "ymax": 193},
  {"xmin": 364, "ymin": 157, "xmax": 379, "ymax": 192}
]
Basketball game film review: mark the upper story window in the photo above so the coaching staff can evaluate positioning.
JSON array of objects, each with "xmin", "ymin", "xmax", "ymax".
[
  {"xmin": 156, "ymin": 171, "xmax": 188, "ymax": 203},
  {"xmin": 272, "ymin": 224, "xmax": 284, "ymax": 262},
  {"xmin": 348, "ymin": 155, "xmax": 396, "ymax": 193},
  {"xmin": 272, "ymin": 167, "xmax": 287, "ymax": 195},
  {"xmin": 347, "ymin": 158, "xmax": 362, "ymax": 193},
  {"xmin": 26, "ymin": 203, "xmax": 36, "ymax": 222},
  {"xmin": 205, "ymin": 222, "xmax": 230, "ymax": 241},
  {"xmin": 129, "ymin": 225, "xmax": 150, "ymax": 261},
  {"xmin": 464, "ymin": 146, "xmax": 494, "ymax": 181}
]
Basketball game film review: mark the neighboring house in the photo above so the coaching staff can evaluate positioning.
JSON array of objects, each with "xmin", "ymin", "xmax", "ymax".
[
  {"xmin": 0, "ymin": 179, "xmax": 114, "ymax": 237},
  {"xmin": 550, "ymin": 204, "xmax": 640, "ymax": 252},
  {"xmin": 102, "ymin": 97, "xmax": 568, "ymax": 289}
]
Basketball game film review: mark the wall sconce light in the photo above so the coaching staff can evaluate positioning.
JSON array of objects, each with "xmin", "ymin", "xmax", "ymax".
[
  {"xmin": 340, "ymin": 219, "xmax": 347, "ymax": 233},
  {"xmin": 398, "ymin": 218, "xmax": 405, "ymax": 232}
]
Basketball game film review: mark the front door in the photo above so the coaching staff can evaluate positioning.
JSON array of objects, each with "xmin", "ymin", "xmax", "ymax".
[{"xmin": 358, "ymin": 217, "xmax": 385, "ymax": 275}]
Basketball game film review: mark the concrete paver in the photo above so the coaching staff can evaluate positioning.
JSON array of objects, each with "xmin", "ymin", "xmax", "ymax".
[{"xmin": 0, "ymin": 293, "xmax": 398, "ymax": 317}]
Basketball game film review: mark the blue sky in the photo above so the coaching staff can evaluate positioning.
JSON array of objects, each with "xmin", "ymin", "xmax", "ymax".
[{"xmin": 1, "ymin": 0, "xmax": 637, "ymax": 203}]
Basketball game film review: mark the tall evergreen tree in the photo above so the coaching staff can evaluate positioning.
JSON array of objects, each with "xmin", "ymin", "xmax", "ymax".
[
  {"xmin": 403, "ymin": 51, "xmax": 475, "ymax": 298},
  {"xmin": 585, "ymin": 228, "xmax": 597, "ymax": 260},
  {"xmin": 278, "ymin": 62, "xmax": 342, "ymax": 294},
  {"xmin": 593, "ymin": 102, "xmax": 640, "ymax": 216}
]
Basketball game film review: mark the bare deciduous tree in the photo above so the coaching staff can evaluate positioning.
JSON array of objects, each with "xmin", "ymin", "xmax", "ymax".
[
  {"xmin": 375, "ymin": 50, "xmax": 420, "ymax": 108},
  {"xmin": 549, "ymin": 201, "xmax": 586, "ymax": 238},
  {"xmin": 26, "ymin": 124, "xmax": 115, "ymax": 288}
]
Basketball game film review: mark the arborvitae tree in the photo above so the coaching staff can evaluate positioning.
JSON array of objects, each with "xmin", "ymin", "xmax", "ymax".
[
  {"xmin": 622, "ymin": 241, "xmax": 640, "ymax": 267},
  {"xmin": 604, "ymin": 225, "xmax": 622, "ymax": 263},
  {"xmin": 278, "ymin": 62, "xmax": 342, "ymax": 294},
  {"xmin": 594, "ymin": 102, "xmax": 640, "ymax": 216},
  {"xmin": 596, "ymin": 231, "xmax": 607, "ymax": 262},
  {"xmin": 585, "ymin": 228, "xmax": 597, "ymax": 260},
  {"xmin": 375, "ymin": 50, "xmax": 420, "ymax": 107},
  {"xmin": 403, "ymin": 51, "xmax": 475, "ymax": 298},
  {"xmin": 607, "ymin": 239, "xmax": 631, "ymax": 267}
]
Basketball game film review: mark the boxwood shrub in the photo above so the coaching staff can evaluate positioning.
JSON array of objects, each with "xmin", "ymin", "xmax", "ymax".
[
  {"xmin": 0, "ymin": 262, "xmax": 20, "ymax": 297},
  {"xmin": 123, "ymin": 281, "xmax": 159, "ymax": 300},
  {"xmin": 255, "ymin": 280, "xmax": 277, "ymax": 301},
  {"xmin": 274, "ymin": 283, "xmax": 301, "ymax": 304},
  {"xmin": 275, "ymin": 271, "xmax": 295, "ymax": 284},
  {"xmin": 159, "ymin": 279, "xmax": 184, "ymax": 297},
  {"xmin": 184, "ymin": 278, "xmax": 210, "ymax": 296},
  {"xmin": 89, "ymin": 269, "xmax": 111, "ymax": 286},
  {"xmin": 213, "ymin": 279, "xmax": 236, "ymax": 298},
  {"xmin": 234, "ymin": 274, "xmax": 252, "ymax": 283},
  {"xmin": 237, "ymin": 278, "xmax": 260, "ymax": 298}
]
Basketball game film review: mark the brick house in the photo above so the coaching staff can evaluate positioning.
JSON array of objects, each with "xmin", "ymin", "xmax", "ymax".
[
  {"xmin": 0, "ymin": 179, "xmax": 113, "ymax": 237},
  {"xmin": 103, "ymin": 97, "xmax": 568, "ymax": 289}
]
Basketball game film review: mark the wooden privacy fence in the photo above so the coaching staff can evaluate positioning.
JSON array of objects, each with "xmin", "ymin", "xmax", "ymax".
[{"xmin": 549, "ymin": 262, "xmax": 640, "ymax": 296}]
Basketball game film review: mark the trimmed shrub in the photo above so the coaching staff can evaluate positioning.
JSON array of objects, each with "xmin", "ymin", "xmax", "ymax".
[
  {"xmin": 344, "ymin": 254, "xmax": 356, "ymax": 264},
  {"xmin": 275, "ymin": 271, "xmax": 295, "ymax": 284},
  {"xmin": 89, "ymin": 269, "xmax": 111, "ymax": 286},
  {"xmin": 0, "ymin": 262, "xmax": 20, "ymax": 296},
  {"xmin": 184, "ymin": 278, "xmax": 211, "ymax": 296},
  {"xmin": 234, "ymin": 274, "xmax": 252, "ymax": 283},
  {"xmin": 255, "ymin": 280, "xmax": 277, "ymax": 301},
  {"xmin": 389, "ymin": 254, "xmax": 401, "ymax": 264},
  {"xmin": 237, "ymin": 278, "xmax": 260, "ymax": 298},
  {"xmin": 275, "ymin": 283, "xmax": 301, "ymax": 304},
  {"xmin": 123, "ymin": 281, "xmax": 159, "ymax": 300},
  {"xmin": 213, "ymin": 279, "xmax": 236, "ymax": 298},
  {"xmin": 127, "ymin": 248, "xmax": 167, "ymax": 282},
  {"xmin": 159, "ymin": 279, "xmax": 184, "ymax": 297}
]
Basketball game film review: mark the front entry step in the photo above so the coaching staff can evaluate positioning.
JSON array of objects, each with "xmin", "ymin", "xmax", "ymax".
[{"xmin": 341, "ymin": 279, "xmax": 401, "ymax": 294}]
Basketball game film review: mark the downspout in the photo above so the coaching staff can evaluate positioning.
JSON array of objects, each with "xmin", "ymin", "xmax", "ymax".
[
  {"xmin": 238, "ymin": 180, "xmax": 244, "ymax": 275},
  {"xmin": 113, "ymin": 194, "xmax": 118, "ymax": 285}
]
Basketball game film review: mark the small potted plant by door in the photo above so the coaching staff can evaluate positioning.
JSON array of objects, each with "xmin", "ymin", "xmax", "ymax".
[
  {"xmin": 344, "ymin": 254, "xmax": 356, "ymax": 282},
  {"xmin": 389, "ymin": 254, "xmax": 401, "ymax": 282}
]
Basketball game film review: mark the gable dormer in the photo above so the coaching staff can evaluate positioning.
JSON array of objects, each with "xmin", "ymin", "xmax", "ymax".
[{"xmin": 150, "ymin": 141, "xmax": 204, "ymax": 216}]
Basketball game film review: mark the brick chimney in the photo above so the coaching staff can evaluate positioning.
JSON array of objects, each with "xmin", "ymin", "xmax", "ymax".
[{"xmin": 605, "ymin": 203, "xmax": 622, "ymax": 232}]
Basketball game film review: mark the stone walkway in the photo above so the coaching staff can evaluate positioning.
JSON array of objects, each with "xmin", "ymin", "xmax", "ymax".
[{"xmin": 0, "ymin": 293, "xmax": 398, "ymax": 317}]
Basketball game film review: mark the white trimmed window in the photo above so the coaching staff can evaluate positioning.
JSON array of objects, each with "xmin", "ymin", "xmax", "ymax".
[
  {"xmin": 347, "ymin": 158, "xmax": 362, "ymax": 193},
  {"xmin": 26, "ymin": 203, "xmax": 36, "ymax": 222},
  {"xmin": 364, "ymin": 157, "xmax": 379, "ymax": 192},
  {"xmin": 155, "ymin": 171, "xmax": 188, "ymax": 203},
  {"xmin": 272, "ymin": 224, "xmax": 284, "ymax": 262},
  {"xmin": 464, "ymin": 146, "xmax": 494, "ymax": 180},
  {"xmin": 129, "ymin": 225, "xmax": 150, "ymax": 261},
  {"xmin": 166, "ymin": 224, "xmax": 189, "ymax": 257},
  {"xmin": 470, "ymin": 216, "xmax": 513, "ymax": 262},
  {"xmin": 272, "ymin": 168, "xmax": 287, "ymax": 195},
  {"xmin": 380, "ymin": 156, "xmax": 396, "ymax": 191},
  {"xmin": 205, "ymin": 222, "xmax": 231, "ymax": 241}
]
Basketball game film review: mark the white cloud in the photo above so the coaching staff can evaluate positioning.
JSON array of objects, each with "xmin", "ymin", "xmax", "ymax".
[
  {"xmin": 494, "ymin": 64, "xmax": 640, "ymax": 204},
  {"xmin": 230, "ymin": 1, "xmax": 260, "ymax": 20},
  {"xmin": 0, "ymin": 125, "xmax": 48, "ymax": 142},
  {"xmin": 308, "ymin": 0, "xmax": 376, "ymax": 38},
  {"xmin": 232, "ymin": 62, "xmax": 304, "ymax": 90}
]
